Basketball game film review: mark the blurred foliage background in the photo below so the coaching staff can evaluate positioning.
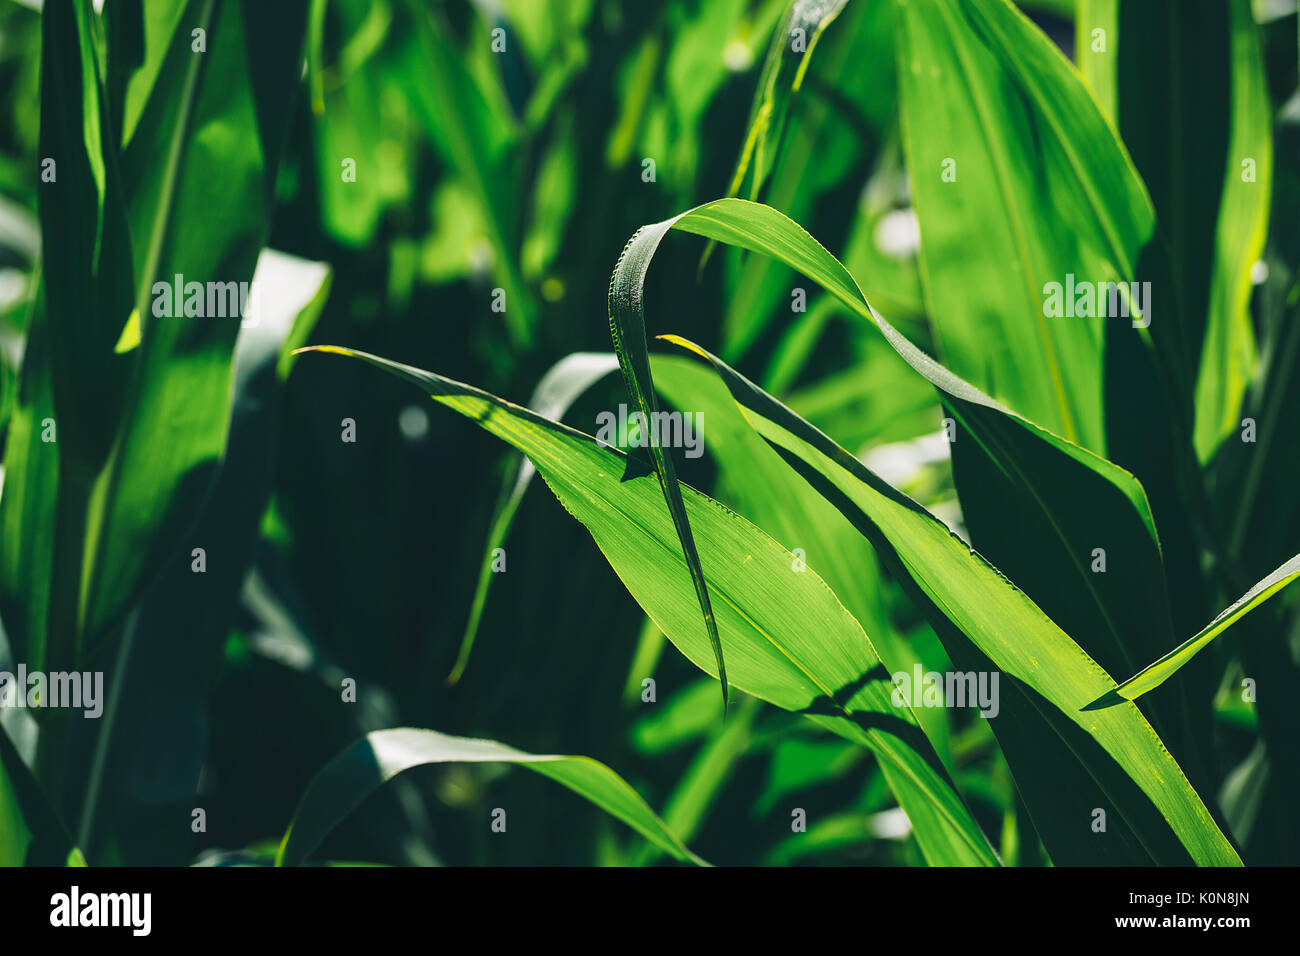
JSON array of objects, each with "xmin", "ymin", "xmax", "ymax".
[{"xmin": 0, "ymin": 0, "xmax": 1297, "ymax": 866}]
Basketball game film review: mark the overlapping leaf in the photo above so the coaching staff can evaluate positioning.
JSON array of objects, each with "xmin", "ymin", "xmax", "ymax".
[
  {"xmin": 297, "ymin": 344, "xmax": 999, "ymax": 866},
  {"xmin": 604, "ymin": 196, "xmax": 1236, "ymax": 864}
]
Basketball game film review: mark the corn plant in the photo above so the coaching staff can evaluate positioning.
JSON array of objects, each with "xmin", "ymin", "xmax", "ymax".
[{"xmin": 1, "ymin": 0, "xmax": 1298, "ymax": 869}]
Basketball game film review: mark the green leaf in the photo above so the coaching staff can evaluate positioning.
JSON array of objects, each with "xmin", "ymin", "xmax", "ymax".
[
  {"xmin": 7, "ymin": 0, "xmax": 309, "ymax": 830},
  {"xmin": 399, "ymin": 1, "xmax": 534, "ymax": 346},
  {"xmin": 623, "ymin": 197, "xmax": 1182, "ymax": 753},
  {"xmin": 107, "ymin": 0, "xmax": 189, "ymax": 150},
  {"xmin": 1110, "ymin": 553, "xmax": 1300, "ymax": 702},
  {"xmin": 653, "ymin": 355, "xmax": 945, "ymax": 755},
  {"xmin": 1074, "ymin": 0, "xmax": 1118, "ymax": 121},
  {"xmin": 77, "ymin": 0, "xmax": 311, "ymax": 658},
  {"xmin": 1078, "ymin": 0, "xmax": 1231, "ymax": 671},
  {"xmin": 1193, "ymin": 0, "xmax": 1272, "ymax": 460},
  {"xmin": 630, "ymin": 676, "xmax": 725, "ymax": 755},
  {"xmin": 19, "ymin": 0, "xmax": 137, "ymax": 679},
  {"xmin": 894, "ymin": 0, "xmax": 1154, "ymax": 452},
  {"xmin": 0, "ymin": 283, "xmax": 58, "ymax": 684},
  {"xmin": 718, "ymin": 0, "xmax": 898, "ymax": 358},
  {"xmin": 86, "ymin": 251, "xmax": 330, "ymax": 855},
  {"xmin": 611, "ymin": 229, "xmax": 729, "ymax": 714},
  {"xmin": 448, "ymin": 352, "xmax": 618, "ymax": 684},
  {"xmin": 722, "ymin": 0, "xmax": 849, "ymax": 203},
  {"xmin": 313, "ymin": 0, "xmax": 395, "ymax": 247},
  {"xmin": 1078, "ymin": 0, "xmax": 1231, "ymax": 415},
  {"xmin": 276, "ymin": 728, "xmax": 705, "ymax": 866},
  {"xmin": 629, "ymin": 695, "xmax": 761, "ymax": 866},
  {"xmin": 667, "ymin": 331, "xmax": 1237, "ymax": 865},
  {"xmin": 296, "ymin": 344, "xmax": 998, "ymax": 866},
  {"xmin": 1215, "ymin": 289, "xmax": 1300, "ymax": 582},
  {"xmin": 0, "ymin": 725, "xmax": 85, "ymax": 867},
  {"xmin": 654, "ymin": 355, "xmax": 895, "ymax": 648},
  {"xmin": 598, "ymin": 194, "xmax": 1235, "ymax": 864}
]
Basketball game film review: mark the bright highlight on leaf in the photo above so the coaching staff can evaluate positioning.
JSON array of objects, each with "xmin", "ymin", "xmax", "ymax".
[
  {"xmin": 2, "ymin": 0, "xmax": 1295, "ymax": 874},
  {"xmin": 277, "ymin": 728, "xmax": 706, "ymax": 866},
  {"xmin": 1110, "ymin": 553, "xmax": 1300, "ymax": 702}
]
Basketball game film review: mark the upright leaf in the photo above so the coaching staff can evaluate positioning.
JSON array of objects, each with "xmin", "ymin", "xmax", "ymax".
[
  {"xmin": 721, "ymin": 0, "xmax": 849, "ymax": 203},
  {"xmin": 894, "ymin": 0, "xmax": 1154, "ymax": 452},
  {"xmin": 1193, "ymin": 0, "xmax": 1272, "ymax": 460},
  {"xmin": 89, "ymin": 252, "xmax": 330, "ymax": 857},
  {"xmin": 79, "ymin": 0, "xmax": 310, "ymax": 656}
]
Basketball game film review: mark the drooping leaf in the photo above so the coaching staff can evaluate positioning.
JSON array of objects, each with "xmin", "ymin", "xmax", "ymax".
[
  {"xmin": 276, "ymin": 728, "xmax": 705, "ymax": 866},
  {"xmin": 611, "ymin": 230, "xmax": 729, "ymax": 713},
  {"xmin": 653, "ymin": 355, "xmax": 945, "ymax": 755},
  {"xmin": 618, "ymin": 198, "xmax": 1182, "ymax": 746},
  {"xmin": 595, "ymin": 193, "xmax": 1236, "ymax": 864},
  {"xmin": 296, "ymin": 344, "xmax": 999, "ymax": 866}
]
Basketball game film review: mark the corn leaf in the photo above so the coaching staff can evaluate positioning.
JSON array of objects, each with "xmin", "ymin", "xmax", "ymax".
[
  {"xmin": 668, "ymin": 331, "xmax": 1239, "ymax": 865},
  {"xmin": 722, "ymin": 0, "xmax": 849, "ymax": 203},
  {"xmin": 1111, "ymin": 553, "xmax": 1300, "ymax": 702},
  {"xmin": 599, "ymin": 195, "xmax": 1237, "ymax": 864},
  {"xmin": 276, "ymin": 728, "xmax": 705, "ymax": 867},
  {"xmin": 1193, "ymin": 0, "xmax": 1272, "ymax": 460},
  {"xmin": 296, "ymin": 344, "xmax": 999, "ymax": 866},
  {"xmin": 611, "ymin": 231, "xmax": 729, "ymax": 713},
  {"xmin": 619, "ymin": 198, "xmax": 1183, "ymax": 756},
  {"xmin": 78, "ymin": 0, "xmax": 311, "ymax": 656},
  {"xmin": 894, "ymin": 0, "xmax": 1154, "ymax": 452},
  {"xmin": 92, "ymin": 251, "xmax": 330, "ymax": 853},
  {"xmin": 448, "ymin": 352, "xmax": 619, "ymax": 684}
]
